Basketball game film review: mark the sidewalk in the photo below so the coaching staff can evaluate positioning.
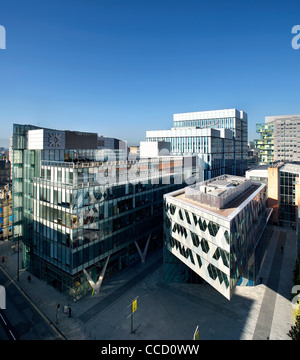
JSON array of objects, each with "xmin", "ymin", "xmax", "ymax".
[{"xmin": 0, "ymin": 225, "xmax": 297, "ymax": 340}]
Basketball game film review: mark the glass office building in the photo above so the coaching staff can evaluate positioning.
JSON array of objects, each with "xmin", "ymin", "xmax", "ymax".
[
  {"xmin": 12, "ymin": 124, "xmax": 197, "ymax": 298},
  {"xmin": 267, "ymin": 163, "xmax": 300, "ymax": 229},
  {"xmin": 146, "ymin": 109, "xmax": 248, "ymax": 180}
]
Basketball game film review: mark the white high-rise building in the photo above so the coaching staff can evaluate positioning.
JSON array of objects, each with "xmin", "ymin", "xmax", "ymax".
[
  {"xmin": 146, "ymin": 109, "xmax": 248, "ymax": 180},
  {"xmin": 266, "ymin": 114, "xmax": 300, "ymax": 162}
]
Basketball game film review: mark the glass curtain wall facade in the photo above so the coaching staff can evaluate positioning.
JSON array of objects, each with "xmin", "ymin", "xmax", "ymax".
[
  {"xmin": 147, "ymin": 130, "xmax": 236, "ymax": 180},
  {"xmin": 146, "ymin": 109, "xmax": 248, "ymax": 180},
  {"xmin": 12, "ymin": 123, "xmax": 126, "ymax": 254},
  {"xmin": 173, "ymin": 117, "xmax": 235, "ymax": 130},
  {"xmin": 267, "ymin": 163, "xmax": 300, "ymax": 230},
  {"xmin": 31, "ymin": 159, "xmax": 194, "ymax": 297},
  {"xmin": 12, "ymin": 124, "xmax": 197, "ymax": 298},
  {"xmin": 12, "ymin": 124, "xmax": 41, "ymax": 267},
  {"xmin": 279, "ymin": 170, "xmax": 298, "ymax": 229}
]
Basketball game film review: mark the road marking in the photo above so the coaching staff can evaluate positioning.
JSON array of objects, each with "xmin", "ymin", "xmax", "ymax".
[
  {"xmin": 9, "ymin": 329, "xmax": 16, "ymax": 340},
  {"xmin": 0, "ymin": 311, "xmax": 17, "ymax": 340},
  {"xmin": 0, "ymin": 313, "xmax": 7, "ymax": 325},
  {"xmin": 0, "ymin": 265, "xmax": 66, "ymax": 340}
]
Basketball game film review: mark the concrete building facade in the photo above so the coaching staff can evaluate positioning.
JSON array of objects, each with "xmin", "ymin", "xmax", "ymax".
[{"xmin": 266, "ymin": 114, "xmax": 300, "ymax": 162}]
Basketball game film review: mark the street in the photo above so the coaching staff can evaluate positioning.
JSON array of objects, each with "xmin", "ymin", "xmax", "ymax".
[{"xmin": 0, "ymin": 266, "xmax": 64, "ymax": 340}]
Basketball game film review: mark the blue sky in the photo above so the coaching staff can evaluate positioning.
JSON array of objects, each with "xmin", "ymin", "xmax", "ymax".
[{"xmin": 0, "ymin": 0, "xmax": 300, "ymax": 146}]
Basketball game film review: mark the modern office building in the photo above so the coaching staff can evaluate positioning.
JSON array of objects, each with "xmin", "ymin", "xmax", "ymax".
[
  {"xmin": 254, "ymin": 123, "xmax": 274, "ymax": 165},
  {"xmin": 247, "ymin": 161, "xmax": 300, "ymax": 254},
  {"xmin": 267, "ymin": 162, "xmax": 300, "ymax": 229},
  {"xmin": 266, "ymin": 114, "xmax": 300, "ymax": 162},
  {"xmin": 97, "ymin": 136, "xmax": 128, "ymax": 159},
  {"xmin": 12, "ymin": 124, "xmax": 197, "ymax": 298},
  {"xmin": 146, "ymin": 109, "xmax": 248, "ymax": 180},
  {"xmin": 163, "ymin": 175, "xmax": 271, "ymax": 300},
  {"xmin": 246, "ymin": 161, "xmax": 300, "ymax": 230}
]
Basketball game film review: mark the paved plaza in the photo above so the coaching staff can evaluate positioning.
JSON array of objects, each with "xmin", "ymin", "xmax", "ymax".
[{"xmin": 0, "ymin": 225, "xmax": 297, "ymax": 340}]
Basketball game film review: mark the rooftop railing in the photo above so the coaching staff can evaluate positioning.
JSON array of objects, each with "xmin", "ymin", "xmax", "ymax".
[{"xmin": 185, "ymin": 175, "xmax": 253, "ymax": 209}]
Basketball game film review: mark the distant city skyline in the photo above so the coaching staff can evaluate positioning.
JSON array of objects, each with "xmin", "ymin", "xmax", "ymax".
[
  {"xmin": 0, "ymin": 0, "xmax": 300, "ymax": 147},
  {"xmin": 0, "ymin": 139, "xmax": 9, "ymax": 148}
]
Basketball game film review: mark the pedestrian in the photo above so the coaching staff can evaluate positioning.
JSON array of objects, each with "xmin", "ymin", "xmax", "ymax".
[
  {"xmin": 68, "ymin": 307, "xmax": 71, "ymax": 318},
  {"xmin": 260, "ymin": 277, "xmax": 263, "ymax": 284},
  {"xmin": 56, "ymin": 304, "xmax": 60, "ymax": 324},
  {"xmin": 281, "ymin": 246, "xmax": 284, "ymax": 253},
  {"xmin": 27, "ymin": 275, "xmax": 31, "ymax": 283}
]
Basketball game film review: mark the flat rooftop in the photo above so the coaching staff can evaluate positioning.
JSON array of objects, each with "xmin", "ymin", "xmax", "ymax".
[
  {"xmin": 279, "ymin": 162, "xmax": 300, "ymax": 175},
  {"xmin": 199, "ymin": 177, "xmax": 248, "ymax": 196},
  {"xmin": 183, "ymin": 175, "xmax": 254, "ymax": 210},
  {"xmin": 265, "ymin": 114, "xmax": 300, "ymax": 123},
  {"xmin": 174, "ymin": 183, "xmax": 261, "ymax": 218}
]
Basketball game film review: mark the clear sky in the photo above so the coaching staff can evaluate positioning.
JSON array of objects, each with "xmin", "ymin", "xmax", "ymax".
[{"xmin": 0, "ymin": 0, "xmax": 300, "ymax": 147}]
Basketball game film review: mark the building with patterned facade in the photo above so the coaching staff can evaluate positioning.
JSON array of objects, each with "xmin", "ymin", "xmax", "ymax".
[
  {"xmin": 163, "ymin": 175, "xmax": 271, "ymax": 300},
  {"xmin": 254, "ymin": 123, "xmax": 274, "ymax": 165}
]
